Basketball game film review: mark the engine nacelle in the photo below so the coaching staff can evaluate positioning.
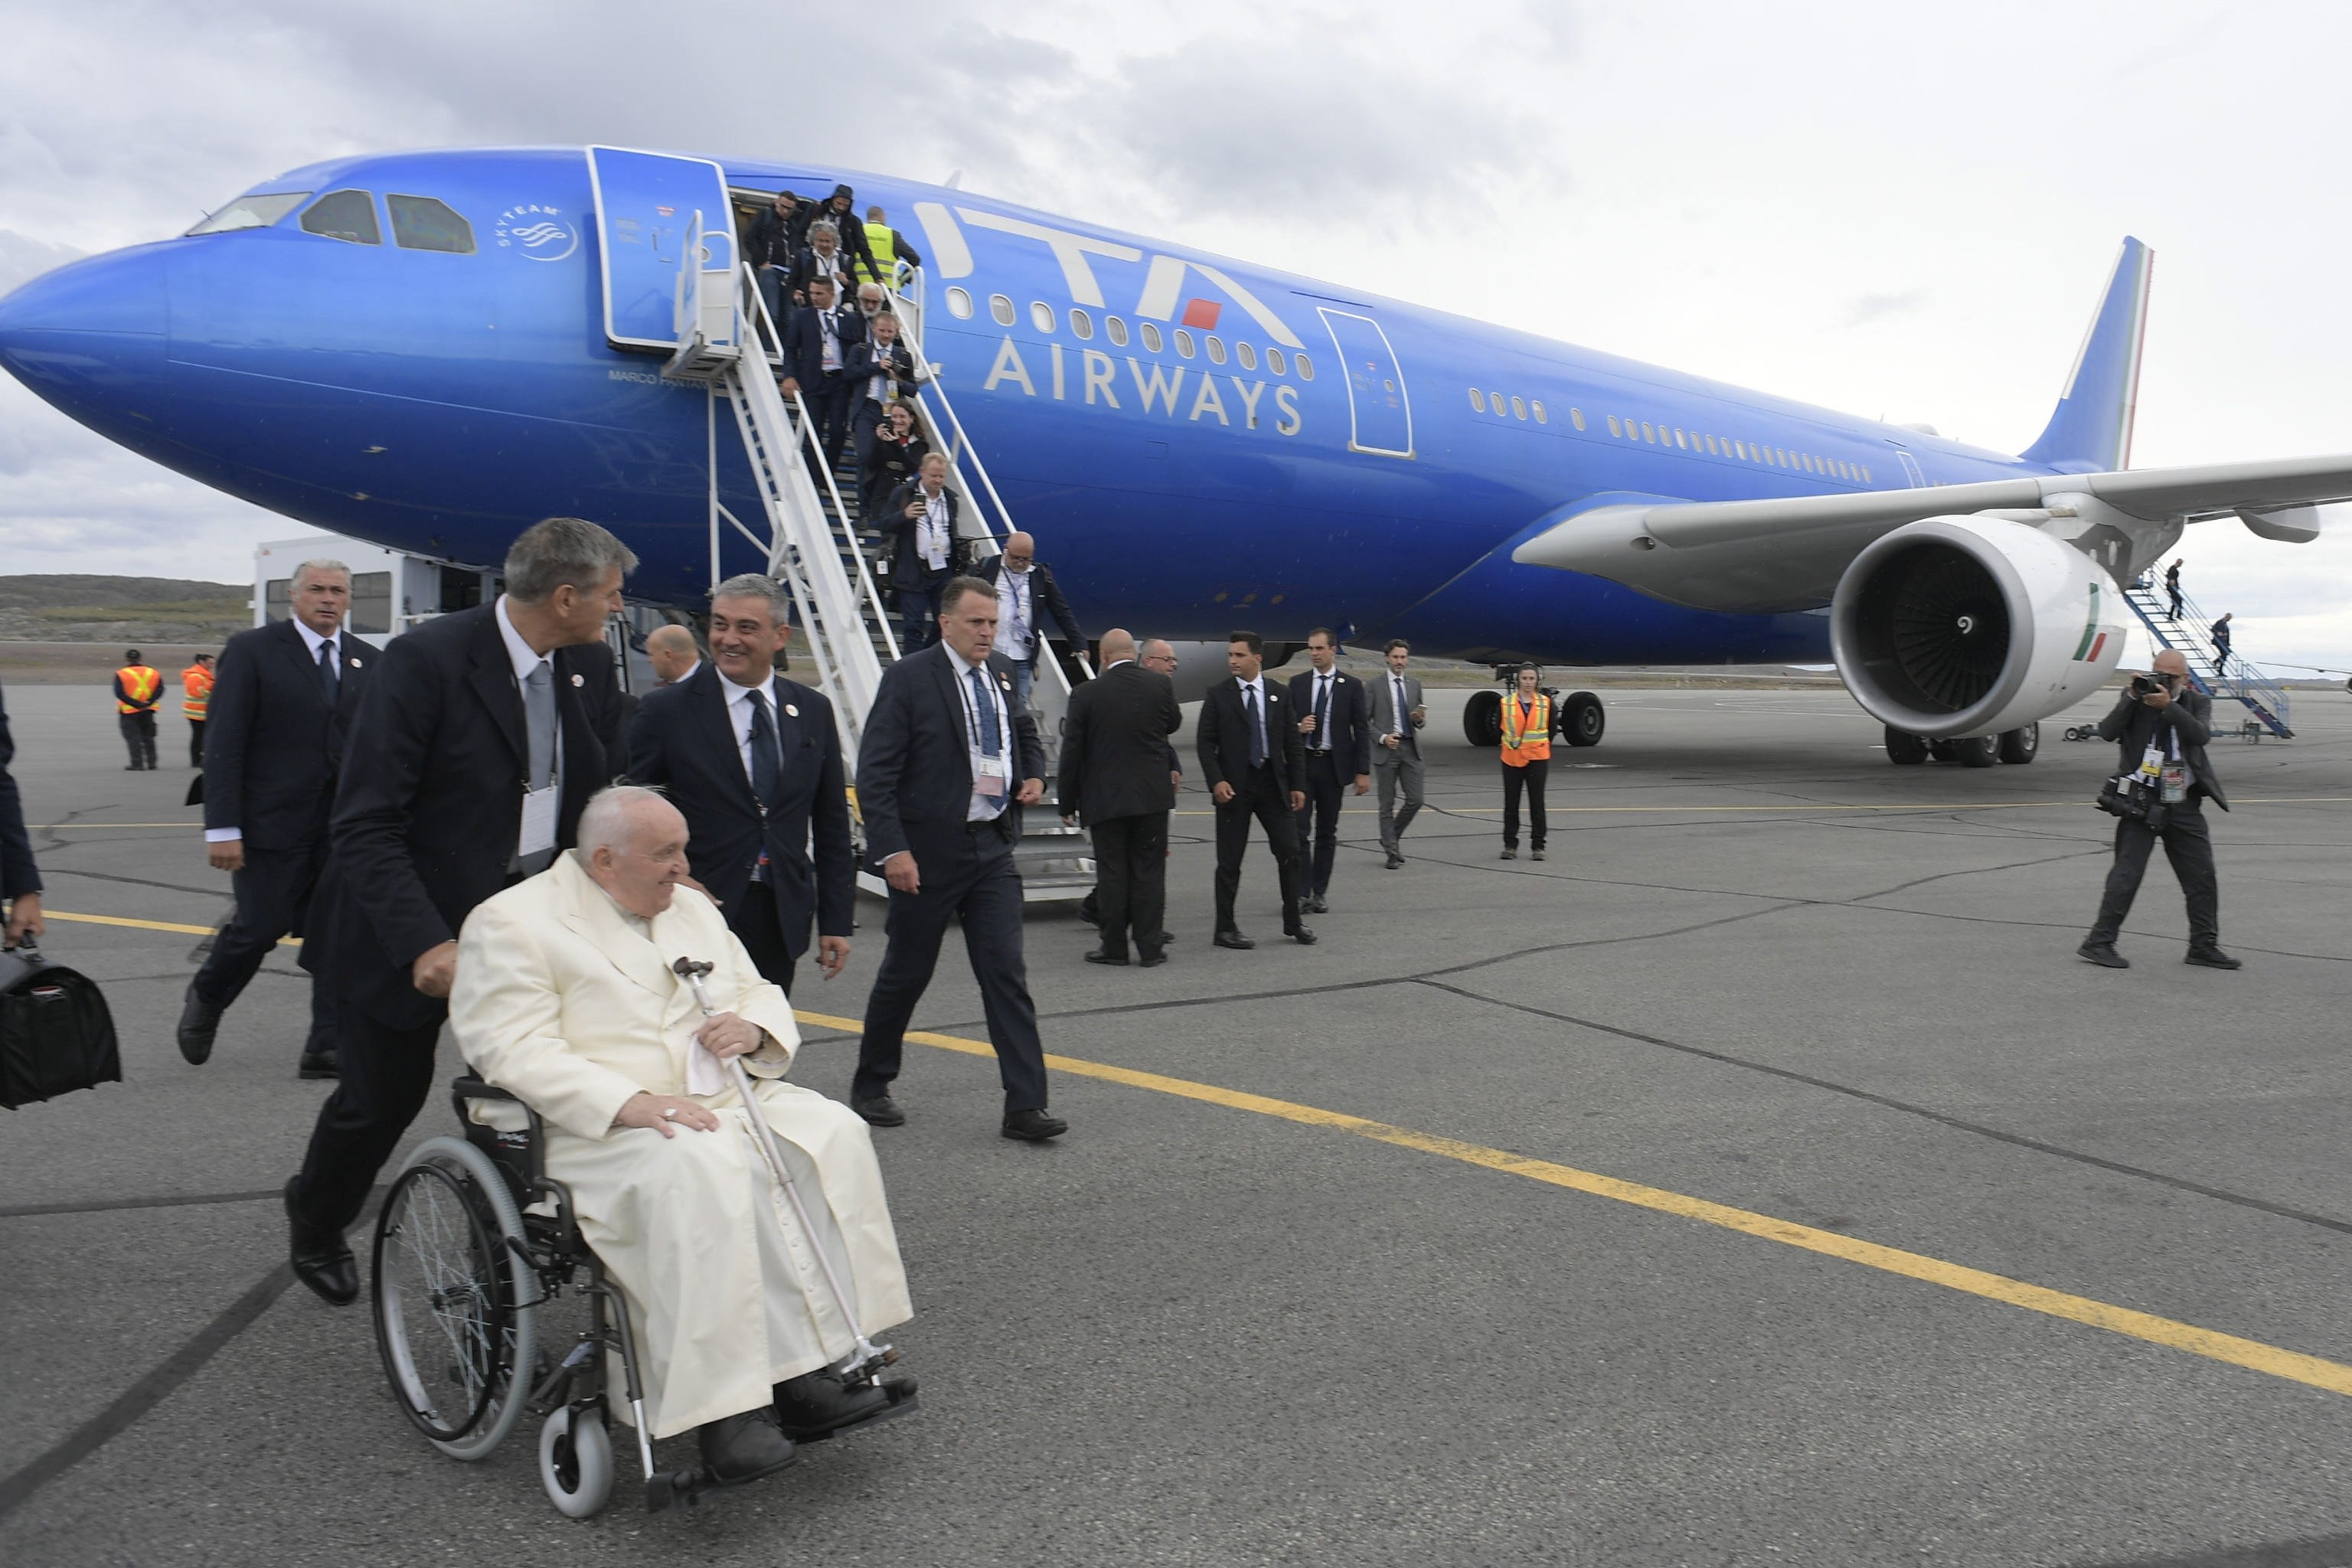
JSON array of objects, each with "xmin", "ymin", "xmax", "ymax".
[{"xmin": 1829, "ymin": 515, "xmax": 2125, "ymax": 740}]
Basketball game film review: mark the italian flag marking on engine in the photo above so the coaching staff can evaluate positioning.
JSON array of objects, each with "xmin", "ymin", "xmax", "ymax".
[{"xmin": 2073, "ymin": 581, "xmax": 2103, "ymax": 662}]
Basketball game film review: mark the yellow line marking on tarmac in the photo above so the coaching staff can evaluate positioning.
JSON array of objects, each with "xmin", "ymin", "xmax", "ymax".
[
  {"xmin": 41, "ymin": 910, "xmax": 297, "ymax": 946},
  {"xmin": 793, "ymin": 1007, "xmax": 2352, "ymax": 1401}
]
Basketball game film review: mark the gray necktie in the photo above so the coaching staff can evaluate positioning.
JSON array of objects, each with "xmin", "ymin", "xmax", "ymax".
[{"xmin": 524, "ymin": 660, "xmax": 556, "ymax": 788}]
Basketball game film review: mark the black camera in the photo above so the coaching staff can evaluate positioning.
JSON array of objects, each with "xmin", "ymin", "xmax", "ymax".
[{"xmin": 2130, "ymin": 673, "xmax": 2163, "ymax": 696}]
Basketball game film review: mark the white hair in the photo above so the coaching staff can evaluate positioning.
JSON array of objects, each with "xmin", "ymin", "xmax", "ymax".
[
  {"xmin": 577, "ymin": 784, "xmax": 671, "ymax": 856},
  {"xmin": 293, "ymin": 558, "xmax": 351, "ymax": 586}
]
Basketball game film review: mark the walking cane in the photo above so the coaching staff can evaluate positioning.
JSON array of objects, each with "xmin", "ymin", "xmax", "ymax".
[{"xmin": 668, "ymin": 957, "xmax": 898, "ymax": 1383}]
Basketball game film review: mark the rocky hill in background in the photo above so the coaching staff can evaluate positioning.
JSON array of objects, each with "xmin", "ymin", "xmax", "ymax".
[{"xmin": 0, "ymin": 575, "xmax": 250, "ymax": 644}]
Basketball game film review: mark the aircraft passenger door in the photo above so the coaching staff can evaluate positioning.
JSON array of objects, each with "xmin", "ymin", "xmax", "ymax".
[
  {"xmin": 1894, "ymin": 449, "xmax": 1927, "ymax": 488},
  {"xmin": 1318, "ymin": 308, "xmax": 1414, "ymax": 459},
  {"xmin": 586, "ymin": 146, "xmax": 735, "ymax": 351}
]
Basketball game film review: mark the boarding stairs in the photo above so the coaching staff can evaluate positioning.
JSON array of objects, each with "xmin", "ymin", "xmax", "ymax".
[
  {"xmin": 2119, "ymin": 577, "xmax": 2294, "ymax": 740},
  {"xmin": 661, "ymin": 214, "xmax": 1093, "ymax": 899}
]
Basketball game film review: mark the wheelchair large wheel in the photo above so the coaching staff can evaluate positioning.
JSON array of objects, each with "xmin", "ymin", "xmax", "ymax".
[
  {"xmin": 539, "ymin": 1406, "xmax": 615, "ymax": 1518},
  {"xmin": 372, "ymin": 1136, "xmax": 538, "ymax": 1462}
]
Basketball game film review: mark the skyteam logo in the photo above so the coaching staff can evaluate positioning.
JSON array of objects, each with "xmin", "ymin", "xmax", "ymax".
[{"xmin": 493, "ymin": 204, "xmax": 579, "ymax": 262}]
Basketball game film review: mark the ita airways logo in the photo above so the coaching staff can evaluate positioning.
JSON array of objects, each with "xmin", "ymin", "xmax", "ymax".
[{"xmin": 494, "ymin": 204, "xmax": 579, "ymax": 262}]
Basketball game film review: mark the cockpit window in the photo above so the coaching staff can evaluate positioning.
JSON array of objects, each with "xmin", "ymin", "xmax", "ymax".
[
  {"xmin": 299, "ymin": 190, "xmax": 381, "ymax": 246},
  {"xmin": 185, "ymin": 191, "xmax": 312, "ymax": 236},
  {"xmin": 387, "ymin": 194, "xmax": 476, "ymax": 254}
]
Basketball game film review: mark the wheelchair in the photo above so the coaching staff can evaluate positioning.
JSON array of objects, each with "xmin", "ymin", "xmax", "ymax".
[{"xmin": 369, "ymin": 1076, "xmax": 914, "ymax": 1517}]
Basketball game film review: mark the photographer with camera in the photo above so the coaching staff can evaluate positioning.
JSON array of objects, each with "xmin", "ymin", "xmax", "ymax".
[{"xmin": 2078, "ymin": 649, "xmax": 2238, "ymax": 970}]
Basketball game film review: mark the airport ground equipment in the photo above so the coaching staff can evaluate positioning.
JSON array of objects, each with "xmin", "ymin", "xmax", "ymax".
[{"xmin": 369, "ymin": 1070, "xmax": 912, "ymax": 1517}]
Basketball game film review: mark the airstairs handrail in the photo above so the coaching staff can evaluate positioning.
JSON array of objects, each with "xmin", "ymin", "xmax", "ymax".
[{"xmin": 2120, "ymin": 575, "xmax": 2293, "ymax": 737}]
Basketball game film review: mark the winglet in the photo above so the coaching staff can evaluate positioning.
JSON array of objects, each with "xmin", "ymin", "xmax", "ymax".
[{"xmin": 2022, "ymin": 237, "xmax": 2153, "ymax": 474}]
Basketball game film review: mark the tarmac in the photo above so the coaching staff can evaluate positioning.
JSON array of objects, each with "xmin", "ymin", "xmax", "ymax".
[{"xmin": 2, "ymin": 677, "xmax": 2350, "ymax": 1567}]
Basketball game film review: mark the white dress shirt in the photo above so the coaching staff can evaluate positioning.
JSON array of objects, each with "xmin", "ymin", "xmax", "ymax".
[
  {"xmin": 915, "ymin": 487, "xmax": 952, "ymax": 570},
  {"xmin": 495, "ymin": 595, "xmax": 563, "ymax": 858},
  {"xmin": 1308, "ymin": 670, "xmax": 1335, "ymax": 753},
  {"xmin": 991, "ymin": 567, "xmax": 1032, "ymax": 662},
  {"xmin": 942, "ymin": 642, "xmax": 1013, "ymax": 822},
  {"xmin": 205, "ymin": 617, "xmax": 349, "ymax": 844},
  {"xmin": 722, "ymin": 671, "xmax": 783, "ymax": 794},
  {"xmin": 1236, "ymin": 674, "xmax": 1270, "ymax": 763}
]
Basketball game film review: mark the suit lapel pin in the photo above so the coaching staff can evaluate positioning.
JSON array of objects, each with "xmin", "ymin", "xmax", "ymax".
[
  {"xmin": 998, "ymin": 674, "xmax": 1011, "ymax": 691},
  {"xmin": 784, "ymin": 703, "xmax": 799, "ymax": 717},
  {"xmin": 348, "ymin": 656, "xmax": 362, "ymax": 668},
  {"xmin": 570, "ymin": 672, "xmax": 584, "ymax": 688}
]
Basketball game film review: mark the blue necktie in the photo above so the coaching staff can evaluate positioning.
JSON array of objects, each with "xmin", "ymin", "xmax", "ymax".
[
  {"xmin": 317, "ymin": 638, "xmax": 338, "ymax": 704},
  {"xmin": 1246, "ymin": 684, "xmax": 1266, "ymax": 766},
  {"xmin": 746, "ymin": 689, "xmax": 782, "ymax": 807},
  {"xmin": 968, "ymin": 667, "xmax": 1001, "ymax": 757}
]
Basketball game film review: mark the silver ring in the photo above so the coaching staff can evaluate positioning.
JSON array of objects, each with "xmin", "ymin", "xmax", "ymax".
[{"xmin": 662, "ymin": 1108, "xmax": 678, "ymax": 1120}]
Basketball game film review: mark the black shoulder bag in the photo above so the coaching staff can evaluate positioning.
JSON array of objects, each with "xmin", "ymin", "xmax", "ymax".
[{"xmin": 1, "ymin": 940, "xmax": 122, "ymax": 1109}]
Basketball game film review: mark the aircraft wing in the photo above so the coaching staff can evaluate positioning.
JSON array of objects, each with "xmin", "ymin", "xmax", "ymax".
[{"xmin": 1512, "ymin": 452, "xmax": 2352, "ymax": 613}]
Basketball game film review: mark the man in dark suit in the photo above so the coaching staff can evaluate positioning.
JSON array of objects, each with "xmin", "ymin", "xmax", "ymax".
[
  {"xmin": 180, "ymin": 559, "xmax": 367, "ymax": 1078},
  {"xmin": 1058, "ymin": 629, "xmax": 1181, "ymax": 967},
  {"xmin": 1287, "ymin": 628, "xmax": 1372, "ymax": 915},
  {"xmin": 851, "ymin": 576, "xmax": 1064, "ymax": 1142},
  {"xmin": 878, "ymin": 453, "xmax": 959, "ymax": 651},
  {"xmin": 778, "ymin": 274, "xmax": 864, "ymax": 478},
  {"xmin": 1, "ymin": 680, "xmax": 41, "ymax": 948},
  {"xmin": 2079, "ymin": 649, "xmax": 2238, "ymax": 971},
  {"xmin": 1197, "ymin": 629, "xmax": 1312, "ymax": 949},
  {"xmin": 283, "ymin": 518, "xmax": 633, "ymax": 1305},
  {"xmin": 973, "ymin": 532, "xmax": 1088, "ymax": 711},
  {"xmin": 843, "ymin": 308, "xmax": 922, "ymax": 489},
  {"xmin": 626, "ymin": 573, "xmax": 854, "ymax": 997}
]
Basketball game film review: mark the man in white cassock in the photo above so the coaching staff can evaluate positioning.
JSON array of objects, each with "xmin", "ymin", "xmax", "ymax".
[{"xmin": 449, "ymin": 785, "xmax": 913, "ymax": 1483}]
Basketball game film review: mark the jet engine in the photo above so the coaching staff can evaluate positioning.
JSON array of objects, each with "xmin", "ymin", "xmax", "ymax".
[{"xmin": 1829, "ymin": 515, "xmax": 2125, "ymax": 741}]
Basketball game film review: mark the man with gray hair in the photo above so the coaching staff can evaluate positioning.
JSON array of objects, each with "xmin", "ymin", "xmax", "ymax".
[
  {"xmin": 180, "ymin": 557, "xmax": 367, "ymax": 1078},
  {"xmin": 450, "ymin": 785, "xmax": 912, "ymax": 1476},
  {"xmin": 629, "ymin": 573, "xmax": 854, "ymax": 995},
  {"xmin": 283, "ymin": 517, "xmax": 634, "ymax": 1307}
]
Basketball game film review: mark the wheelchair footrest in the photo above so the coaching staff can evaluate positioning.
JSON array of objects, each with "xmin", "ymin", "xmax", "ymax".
[{"xmin": 792, "ymin": 1389, "xmax": 920, "ymax": 1446}]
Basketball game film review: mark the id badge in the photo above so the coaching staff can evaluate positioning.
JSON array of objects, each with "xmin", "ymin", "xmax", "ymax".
[
  {"xmin": 974, "ymin": 756, "xmax": 1006, "ymax": 799},
  {"xmin": 518, "ymin": 783, "xmax": 559, "ymax": 857},
  {"xmin": 2138, "ymin": 744, "xmax": 2165, "ymax": 781},
  {"xmin": 2161, "ymin": 763, "xmax": 2188, "ymax": 804}
]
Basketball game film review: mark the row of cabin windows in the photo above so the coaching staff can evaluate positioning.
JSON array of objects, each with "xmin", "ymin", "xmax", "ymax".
[
  {"xmin": 1466, "ymin": 388, "xmax": 1589, "ymax": 432},
  {"xmin": 1602, "ymin": 413, "xmax": 1872, "ymax": 484},
  {"xmin": 942, "ymin": 286, "xmax": 1314, "ymax": 380},
  {"xmin": 297, "ymin": 188, "xmax": 476, "ymax": 253}
]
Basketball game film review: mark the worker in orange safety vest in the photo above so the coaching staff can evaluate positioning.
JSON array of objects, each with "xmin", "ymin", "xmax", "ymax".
[
  {"xmin": 1497, "ymin": 665, "xmax": 1552, "ymax": 862},
  {"xmin": 113, "ymin": 648, "xmax": 165, "ymax": 771},
  {"xmin": 181, "ymin": 652, "xmax": 215, "ymax": 767}
]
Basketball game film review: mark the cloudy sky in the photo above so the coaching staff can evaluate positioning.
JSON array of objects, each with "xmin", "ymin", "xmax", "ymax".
[{"xmin": 3, "ymin": 0, "xmax": 2349, "ymax": 671}]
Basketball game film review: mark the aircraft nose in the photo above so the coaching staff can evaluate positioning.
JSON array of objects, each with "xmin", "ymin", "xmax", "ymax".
[{"xmin": 0, "ymin": 244, "xmax": 170, "ymax": 427}]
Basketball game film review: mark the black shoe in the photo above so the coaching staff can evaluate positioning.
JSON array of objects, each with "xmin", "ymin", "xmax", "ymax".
[
  {"xmin": 697, "ymin": 1407, "xmax": 796, "ymax": 1484},
  {"xmin": 1285, "ymin": 923, "xmax": 1317, "ymax": 945},
  {"xmin": 773, "ymin": 1370, "xmax": 890, "ymax": 1439},
  {"xmin": 1501, "ymin": 847, "xmax": 1517, "ymax": 861},
  {"xmin": 2077, "ymin": 941, "xmax": 2130, "ymax": 969},
  {"xmin": 1002, "ymin": 1107, "xmax": 1068, "ymax": 1141},
  {"xmin": 1084, "ymin": 947, "xmax": 1129, "ymax": 965},
  {"xmin": 297, "ymin": 1049, "xmax": 339, "ymax": 1080},
  {"xmin": 2185, "ymin": 946, "xmax": 2243, "ymax": 969},
  {"xmin": 1138, "ymin": 950, "xmax": 1168, "ymax": 968},
  {"xmin": 177, "ymin": 982, "xmax": 222, "ymax": 1066},
  {"xmin": 1383, "ymin": 851, "xmax": 1404, "ymax": 870},
  {"xmin": 851, "ymin": 1094, "xmax": 906, "ymax": 1127},
  {"xmin": 1532, "ymin": 849, "xmax": 1546, "ymax": 861},
  {"xmin": 284, "ymin": 1178, "xmax": 358, "ymax": 1306},
  {"xmin": 1214, "ymin": 929, "xmax": 1255, "ymax": 950},
  {"xmin": 1077, "ymin": 893, "xmax": 1100, "ymax": 926},
  {"xmin": 1160, "ymin": 930, "xmax": 1176, "ymax": 945}
]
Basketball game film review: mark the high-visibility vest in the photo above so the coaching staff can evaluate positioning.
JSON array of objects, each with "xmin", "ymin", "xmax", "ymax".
[
  {"xmin": 861, "ymin": 220, "xmax": 897, "ymax": 283},
  {"xmin": 115, "ymin": 665, "xmax": 162, "ymax": 715},
  {"xmin": 1500, "ymin": 692, "xmax": 1552, "ymax": 766},
  {"xmin": 181, "ymin": 664, "xmax": 214, "ymax": 720}
]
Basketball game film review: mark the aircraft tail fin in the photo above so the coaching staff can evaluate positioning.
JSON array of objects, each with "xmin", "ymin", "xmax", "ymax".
[{"xmin": 2022, "ymin": 237, "xmax": 2153, "ymax": 473}]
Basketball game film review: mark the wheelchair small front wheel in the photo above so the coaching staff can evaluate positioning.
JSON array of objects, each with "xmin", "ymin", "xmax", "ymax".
[{"xmin": 539, "ymin": 1406, "xmax": 615, "ymax": 1519}]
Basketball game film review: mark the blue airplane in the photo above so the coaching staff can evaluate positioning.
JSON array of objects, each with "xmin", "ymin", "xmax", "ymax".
[{"xmin": 1, "ymin": 145, "xmax": 2340, "ymax": 758}]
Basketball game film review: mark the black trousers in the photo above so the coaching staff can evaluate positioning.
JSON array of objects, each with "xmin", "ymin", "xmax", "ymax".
[
  {"xmin": 1214, "ymin": 764, "xmax": 1302, "ymax": 933},
  {"xmin": 804, "ymin": 378, "xmax": 853, "ymax": 477},
  {"xmin": 848, "ymin": 401, "xmax": 887, "ymax": 506},
  {"xmin": 119, "ymin": 711, "xmax": 157, "ymax": 769},
  {"xmin": 728, "ymin": 880, "xmax": 800, "ymax": 998},
  {"xmin": 2088, "ymin": 801, "xmax": 2220, "ymax": 949},
  {"xmin": 292, "ymin": 998, "xmax": 444, "ymax": 1235},
  {"xmin": 1293, "ymin": 750, "xmax": 1344, "ymax": 897},
  {"xmin": 1503, "ymin": 759, "xmax": 1549, "ymax": 850},
  {"xmin": 854, "ymin": 824, "xmax": 1047, "ymax": 1111},
  {"xmin": 1089, "ymin": 811, "xmax": 1168, "ymax": 957},
  {"xmin": 192, "ymin": 841, "xmax": 335, "ymax": 1056},
  {"xmin": 897, "ymin": 570, "xmax": 949, "ymax": 649},
  {"xmin": 188, "ymin": 719, "xmax": 206, "ymax": 768}
]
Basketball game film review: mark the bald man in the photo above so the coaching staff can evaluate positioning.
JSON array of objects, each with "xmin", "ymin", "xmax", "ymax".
[
  {"xmin": 646, "ymin": 625, "xmax": 702, "ymax": 686},
  {"xmin": 975, "ymin": 533, "xmax": 1086, "ymax": 710},
  {"xmin": 1058, "ymin": 630, "xmax": 1181, "ymax": 965},
  {"xmin": 2079, "ymin": 649, "xmax": 2238, "ymax": 970}
]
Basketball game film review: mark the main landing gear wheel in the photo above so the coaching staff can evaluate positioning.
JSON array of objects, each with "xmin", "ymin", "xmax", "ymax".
[
  {"xmin": 1949, "ymin": 734, "xmax": 2000, "ymax": 768},
  {"xmin": 1462, "ymin": 689, "xmax": 1502, "ymax": 748},
  {"xmin": 1997, "ymin": 721, "xmax": 2040, "ymax": 765},
  {"xmin": 1884, "ymin": 727, "xmax": 1929, "ymax": 765},
  {"xmin": 1559, "ymin": 691, "xmax": 1605, "ymax": 747},
  {"xmin": 540, "ymin": 1406, "xmax": 616, "ymax": 1519}
]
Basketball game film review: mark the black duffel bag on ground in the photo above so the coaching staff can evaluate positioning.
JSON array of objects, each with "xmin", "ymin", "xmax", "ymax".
[{"xmin": 1, "ymin": 940, "xmax": 122, "ymax": 1109}]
